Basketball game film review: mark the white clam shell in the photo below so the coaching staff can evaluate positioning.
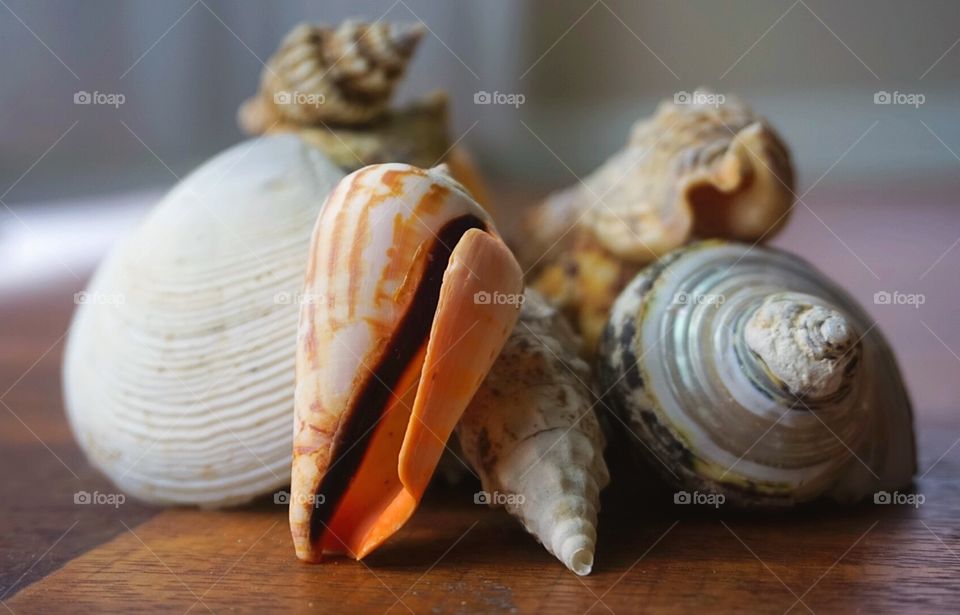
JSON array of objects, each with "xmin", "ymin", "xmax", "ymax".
[{"xmin": 63, "ymin": 135, "xmax": 344, "ymax": 506}]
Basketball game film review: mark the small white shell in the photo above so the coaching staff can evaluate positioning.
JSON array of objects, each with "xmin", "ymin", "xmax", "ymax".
[
  {"xmin": 63, "ymin": 135, "xmax": 344, "ymax": 507},
  {"xmin": 458, "ymin": 289, "xmax": 610, "ymax": 575}
]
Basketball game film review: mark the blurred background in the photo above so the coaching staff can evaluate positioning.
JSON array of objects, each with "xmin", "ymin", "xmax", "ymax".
[{"xmin": 3, "ymin": 0, "xmax": 960, "ymax": 197}]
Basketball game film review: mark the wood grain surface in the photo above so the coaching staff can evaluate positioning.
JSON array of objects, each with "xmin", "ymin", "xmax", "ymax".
[{"xmin": 2, "ymin": 182, "xmax": 959, "ymax": 613}]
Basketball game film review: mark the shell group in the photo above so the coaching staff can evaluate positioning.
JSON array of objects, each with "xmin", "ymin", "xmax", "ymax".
[{"xmin": 61, "ymin": 16, "xmax": 918, "ymax": 578}]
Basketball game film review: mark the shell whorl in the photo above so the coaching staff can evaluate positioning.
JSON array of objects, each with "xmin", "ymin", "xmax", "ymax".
[
  {"xmin": 458, "ymin": 289, "xmax": 610, "ymax": 575},
  {"xmin": 257, "ymin": 20, "xmax": 425, "ymax": 127},
  {"xmin": 521, "ymin": 91, "xmax": 795, "ymax": 270},
  {"xmin": 744, "ymin": 294, "xmax": 859, "ymax": 400},
  {"xmin": 520, "ymin": 91, "xmax": 795, "ymax": 355},
  {"xmin": 598, "ymin": 241, "xmax": 915, "ymax": 506},
  {"xmin": 584, "ymin": 92, "xmax": 795, "ymax": 261}
]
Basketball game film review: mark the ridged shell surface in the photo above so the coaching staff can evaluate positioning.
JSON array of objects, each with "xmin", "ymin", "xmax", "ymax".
[
  {"xmin": 523, "ymin": 92, "xmax": 795, "ymax": 353},
  {"xmin": 63, "ymin": 135, "xmax": 344, "ymax": 506},
  {"xmin": 598, "ymin": 241, "xmax": 916, "ymax": 506},
  {"xmin": 458, "ymin": 289, "xmax": 610, "ymax": 575},
  {"xmin": 251, "ymin": 20, "xmax": 425, "ymax": 128}
]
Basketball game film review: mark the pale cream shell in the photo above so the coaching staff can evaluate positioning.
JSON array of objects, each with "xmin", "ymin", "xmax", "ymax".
[
  {"xmin": 63, "ymin": 135, "xmax": 344, "ymax": 506},
  {"xmin": 458, "ymin": 289, "xmax": 610, "ymax": 575}
]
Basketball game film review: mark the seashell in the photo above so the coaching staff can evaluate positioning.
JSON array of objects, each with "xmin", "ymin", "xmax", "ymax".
[
  {"xmin": 597, "ymin": 241, "xmax": 916, "ymax": 506},
  {"xmin": 239, "ymin": 22, "xmax": 493, "ymax": 217},
  {"xmin": 458, "ymin": 289, "xmax": 610, "ymax": 575},
  {"xmin": 522, "ymin": 91, "xmax": 795, "ymax": 354},
  {"xmin": 290, "ymin": 163, "xmax": 523, "ymax": 562},
  {"xmin": 240, "ymin": 20, "xmax": 425, "ymax": 129},
  {"xmin": 63, "ymin": 135, "xmax": 345, "ymax": 506}
]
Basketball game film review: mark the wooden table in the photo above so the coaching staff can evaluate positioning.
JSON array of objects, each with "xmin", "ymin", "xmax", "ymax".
[{"xmin": 2, "ymin": 181, "xmax": 959, "ymax": 613}]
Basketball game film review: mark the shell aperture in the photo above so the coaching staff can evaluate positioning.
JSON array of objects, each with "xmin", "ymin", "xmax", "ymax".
[{"xmin": 291, "ymin": 163, "xmax": 523, "ymax": 561}]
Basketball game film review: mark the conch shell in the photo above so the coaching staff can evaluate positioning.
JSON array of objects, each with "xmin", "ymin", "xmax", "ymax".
[
  {"xmin": 458, "ymin": 289, "xmax": 610, "ymax": 575},
  {"xmin": 63, "ymin": 135, "xmax": 345, "ymax": 506},
  {"xmin": 240, "ymin": 20, "xmax": 424, "ymax": 128},
  {"xmin": 291, "ymin": 163, "xmax": 523, "ymax": 561},
  {"xmin": 597, "ymin": 241, "xmax": 916, "ymax": 506},
  {"xmin": 523, "ymin": 92, "xmax": 795, "ymax": 353}
]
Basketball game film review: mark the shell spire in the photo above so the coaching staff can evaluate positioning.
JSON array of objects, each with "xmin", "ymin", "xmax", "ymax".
[
  {"xmin": 241, "ymin": 20, "xmax": 426, "ymax": 131},
  {"xmin": 744, "ymin": 294, "xmax": 859, "ymax": 400},
  {"xmin": 598, "ymin": 241, "xmax": 916, "ymax": 507},
  {"xmin": 457, "ymin": 289, "xmax": 610, "ymax": 575}
]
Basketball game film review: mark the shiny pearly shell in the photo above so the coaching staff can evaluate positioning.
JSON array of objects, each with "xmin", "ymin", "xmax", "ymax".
[{"xmin": 597, "ymin": 241, "xmax": 916, "ymax": 506}]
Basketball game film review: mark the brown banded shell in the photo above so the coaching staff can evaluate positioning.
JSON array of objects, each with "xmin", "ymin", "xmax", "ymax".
[
  {"xmin": 238, "ymin": 22, "xmax": 493, "ymax": 218},
  {"xmin": 241, "ymin": 20, "xmax": 425, "ymax": 129}
]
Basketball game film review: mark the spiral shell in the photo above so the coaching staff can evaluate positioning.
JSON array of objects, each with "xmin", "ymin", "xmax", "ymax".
[
  {"xmin": 238, "ymin": 21, "xmax": 494, "ymax": 221},
  {"xmin": 597, "ymin": 241, "xmax": 916, "ymax": 506},
  {"xmin": 242, "ymin": 20, "xmax": 425, "ymax": 129},
  {"xmin": 290, "ymin": 163, "xmax": 523, "ymax": 562},
  {"xmin": 63, "ymin": 135, "xmax": 345, "ymax": 506},
  {"xmin": 458, "ymin": 289, "xmax": 610, "ymax": 575},
  {"xmin": 523, "ymin": 91, "xmax": 795, "ymax": 354}
]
